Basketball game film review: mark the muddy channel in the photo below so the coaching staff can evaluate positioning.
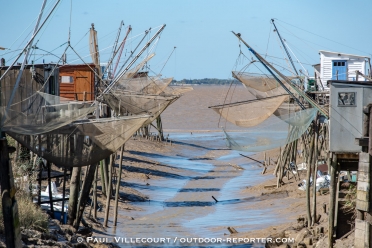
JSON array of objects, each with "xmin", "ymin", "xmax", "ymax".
[{"xmin": 99, "ymin": 132, "xmax": 289, "ymax": 247}]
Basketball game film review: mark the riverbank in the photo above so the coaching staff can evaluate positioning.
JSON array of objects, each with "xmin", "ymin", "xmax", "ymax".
[
  {"xmin": 86, "ymin": 134, "xmax": 298, "ymax": 247},
  {"xmin": 1, "ymin": 85, "xmax": 354, "ymax": 247}
]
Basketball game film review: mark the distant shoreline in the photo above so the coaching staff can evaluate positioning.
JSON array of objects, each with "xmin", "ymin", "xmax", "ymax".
[{"xmin": 171, "ymin": 83, "xmax": 244, "ymax": 86}]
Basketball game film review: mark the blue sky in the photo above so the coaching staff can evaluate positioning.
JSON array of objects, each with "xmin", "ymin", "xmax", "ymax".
[{"xmin": 1, "ymin": 0, "xmax": 371, "ymax": 80}]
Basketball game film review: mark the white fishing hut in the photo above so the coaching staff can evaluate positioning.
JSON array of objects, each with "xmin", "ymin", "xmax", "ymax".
[
  {"xmin": 316, "ymin": 51, "xmax": 370, "ymax": 90},
  {"xmin": 329, "ymin": 81, "xmax": 372, "ymax": 153}
]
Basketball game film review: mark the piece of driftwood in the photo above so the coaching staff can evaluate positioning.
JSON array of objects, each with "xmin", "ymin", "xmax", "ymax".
[
  {"xmin": 228, "ymin": 163, "xmax": 244, "ymax": 170},
  {"xmin": 239, "ymin": 154, "xmax": 264, "ymax": 165},
  {"xmin": 227, "ymin": 227, "xmax": 238, "ymax": 234},
  {"xmin": 264, "ymin": 184, "xmax": 277, "ymax": 189}
]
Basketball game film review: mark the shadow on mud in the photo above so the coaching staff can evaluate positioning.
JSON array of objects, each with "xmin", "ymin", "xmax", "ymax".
[
  {"xmin": 178, "ymin": 188, "xmax": 220, "ymax": 192},
  {"xmin": 121, "ymin": 181, "xmax": 180, "ymax": 192},
  {"xmin": 121, "ymin": 164, "xmax": 190, "ymax": 179}
]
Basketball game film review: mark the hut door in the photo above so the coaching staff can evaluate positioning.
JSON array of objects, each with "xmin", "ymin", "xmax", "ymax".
[
  {"xmin": 332, "ymin": 60, "xmax": 347, "ymax": 80},
  {"xmin": 74, "ymin": 71, "xmax": 91, "ymax": 101}
]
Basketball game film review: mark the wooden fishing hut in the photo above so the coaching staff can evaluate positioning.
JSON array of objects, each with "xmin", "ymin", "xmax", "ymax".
[
  {"xmin": 0, "ymin": 63, "xmax": 73, "ymax": 223},
  {"xmin": 59, "ymin": 64, "xmax": 97, "ymax": 101},
  {"xmin": 328, "ymin": 80, "xmax": 372, "ymax": 247},
  {"xmin": 0, "ymin": 63, "xmax": 59, "ymax": 102}
]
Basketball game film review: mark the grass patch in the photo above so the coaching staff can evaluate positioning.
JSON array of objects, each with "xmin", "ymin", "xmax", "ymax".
[{"xmin": 0, "ymin": 190, "xmax": 48, "ymax": 233}]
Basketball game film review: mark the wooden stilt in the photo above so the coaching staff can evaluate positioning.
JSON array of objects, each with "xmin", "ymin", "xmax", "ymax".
[
  {"xmin": 67, "ymin": 166, "xmax": 81, "ymax": 226},
  {"xmin": 312, "ymin": 118, "xmax": 319, "ymax": 226},
  {"xmin": 74, "ymin": 163, "xmax": 98, "ymax": 230},
  {"xmin": 306, "ymin": 132, "xmax": 315, "ymax": 227},
  {"xmin": 103, "ymin": 154, "xmax": 114, "ymax": 227},
  {"xmin": 114, "ymin": 145, "xmax": 125, "ymax": 226},
  {"xmin": 47, "ymin": 161, "xmax": 54, "ymax": 218},
  {"xmin": 328, "ymin": 153, "xmax": 337, "ymax": 248},
  {"xmin": 100, "ymin": 160, "xmax": 106, "ymax": 197},
  {"xmin": 93, "ymin": 164, "xmax": 98, "ymax": 219},
  {"xmin": 60, "ymin": 166, "xmax": 67, "ymax": 224},
  {"xmin": 0, "ymin": 138, "xmax": 22, "ymax": 247},
  {"xmin": 274, "ymin": 147, "xmax": 282, "ymax": 176},
  {"xmin": 37, "ymin": 158, "xmax": 42, "ymax": 205},
  {"xmin": 103, "ymin": 157, "xmax": 110, "ymax": 195}
]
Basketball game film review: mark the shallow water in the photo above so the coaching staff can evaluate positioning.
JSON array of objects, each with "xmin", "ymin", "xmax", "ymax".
[{"xmin": 105, "ymin": 132, "xmax": 285, "ymax": 247}]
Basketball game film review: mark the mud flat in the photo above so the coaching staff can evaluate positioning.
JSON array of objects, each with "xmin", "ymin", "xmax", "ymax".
[{"xmin": 87, "ymin": 85, "xmax": 308, "ymax": 247}]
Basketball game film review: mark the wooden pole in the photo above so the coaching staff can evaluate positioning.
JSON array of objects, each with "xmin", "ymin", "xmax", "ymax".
[
  {"xmin": 37, "ymin": 158, "xmax": 42, "ymax": 205},
  {"xmin": 312, "ymin": 118, "xmax": 319, "ymax": 226},
  {"xmin": 100, "ymin": 160, "xmax": 106, "ymax": 197},
  {"xmin": 60, "ymin": 166, "xmax": 67, "ymax": 224},
  {"xmin": 156, "ymin": 115, "xmax": 164, "ymax": 141},
  {"xmin": 103, "ymin": 154, "xmax": 114, "ymax": 227},
  {"xmin": 74, "ymin": 163, "xmax": 98, "ymax": 230},
  {"xmin": 93, "ymin": 164, "xmax": 98, "ymax": 219},
  {"xmin": 103, "ymin": 157, "xmax": 110, "ymax": 195},
  {"xmin": 0, "ymin": 138, "xmax": 22, "ymax": 247},
  {"xmin": 67, "ymin": 166, "xmax": 81, "ymax": 226},
  {"xmin": 239, "ymin": 153, "xmax": 265, "ymax": 165},
  {"xmin": 114, "ymin": 145, "xmax": 124, "ymax": 226},
  {"xmin": 306, "ymin": 131, "xmax": 315, "ymax": 227},
  {"xmin": 328, "ymin": 153, "xmax": 337, "ymax": 248},
  {"xmin": 47, "ymin": 161, "xmax": 54, "ymax": 218},
  {"xmin": 292, "ymin": 140, "xmax": 300, "ymax": 181},
  {"xmin": 273, "ymin": 146, "xmax": 282, "ymax": 176}
]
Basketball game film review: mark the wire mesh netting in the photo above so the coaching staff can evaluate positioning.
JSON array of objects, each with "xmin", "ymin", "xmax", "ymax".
[
  {"xmin": 7, "ymin": 115, "xmax": 149, "ymax": 167},
  {"xmin": 116, "ymin": 77, "xmax": 173, "ymax": 95},
  {"xmin": 102, "ymin": 92, "xmax": 179, "ymax": 116},
  {"xmin": 210, "ymin": 95, "xmax": 288, "ymax": 127},
  {"xmin": 232, "ymin": 71, "xmax": 281, "ymax": 92},
  {"xmin": 223, "ymin": 108, "xmax": 317, "ymax": 152},
  {"xmin": 1, "ymin": 92, "xmax": 96, "ymax": 135}
]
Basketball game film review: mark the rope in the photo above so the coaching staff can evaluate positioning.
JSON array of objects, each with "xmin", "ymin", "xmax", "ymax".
[
  {"xmin": 69, "ymin": 0, "xmax": 72, "ymax": 42},
  {"xmin": 265, "ymin": 23, "xmax": 272, "ymax": 58},
  {"xmin": 158, "ymin": 46, "xmax": 176, "ymax": 76},
  {"xmin": 68, "ymin": 44, "xmax": 108, "ymax": 88},
  {"xmin": 275, "ymin": 18, "xmax": 371, "ymax": 56}
]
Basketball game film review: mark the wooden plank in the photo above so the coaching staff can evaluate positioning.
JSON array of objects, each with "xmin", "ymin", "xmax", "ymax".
[
  {"xmin": 358, "ymin": 171, "xmax": 370, "ymax": 183},
  {"xmin": 357, "ymin": 190, "xmax": 369, "ymax": 202},
  {"xmin": 336, "ymin": 153, "xmax": 359, "ymax": 160},
  {"xmin": 359, "ymin": 162, "xmax": 370, "ymax": 172},
  {"xmin": 356, "ymin": 199, "xmax": 369, "ymax": 211},
  {"xmin": 357, "ymin": 181, "xmax": 370, "ymax": 191}
]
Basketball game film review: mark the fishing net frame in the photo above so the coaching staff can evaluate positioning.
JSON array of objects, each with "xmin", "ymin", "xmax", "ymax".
[{"xmin": 7, "ymin": 114, "xmax": 150, "ymax": 167}]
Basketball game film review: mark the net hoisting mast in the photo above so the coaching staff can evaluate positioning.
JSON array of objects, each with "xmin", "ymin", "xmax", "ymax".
[
  {"xmin": 103, "ymin": 24, "xmax": 166, "ymax": 94},
  {"xmin": 231, "ymin": 31, "xmax": 329, "ymax": 118},
  {"xmin": 271, "ymin": 19, "xmax": 300, "ymax": 79},
  {"xmin": 271, "ymin": 19, "xmax": 311, "ymax": 88},
  {"xmin": 103, "ymin": 20, "xmax": 124, "ymax": 79},
  {"xmin": 112, "ymin": 25, "xmax": 132, "ymax": 78}
]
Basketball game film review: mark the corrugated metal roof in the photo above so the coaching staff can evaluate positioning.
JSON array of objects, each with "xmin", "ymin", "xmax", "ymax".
[{"xmin": 319, "ymin": 50, "xmax": 369, "ymax": 59}]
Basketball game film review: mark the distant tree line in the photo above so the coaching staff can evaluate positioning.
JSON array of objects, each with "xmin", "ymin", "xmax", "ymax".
[{"xmin": 171, "ymin": 78, "xmax": 239, "ymax": 85}]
